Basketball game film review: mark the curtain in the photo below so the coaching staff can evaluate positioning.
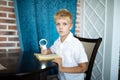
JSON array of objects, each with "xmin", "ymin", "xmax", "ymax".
[{"xmin": 14, "ymin": 0, "xmax": 77, "ymax": 52}]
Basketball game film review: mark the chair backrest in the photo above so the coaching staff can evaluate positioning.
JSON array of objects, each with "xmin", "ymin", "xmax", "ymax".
[{"xmin": 75, "ymin": 36, "xmax": 102, "ymax": 80}]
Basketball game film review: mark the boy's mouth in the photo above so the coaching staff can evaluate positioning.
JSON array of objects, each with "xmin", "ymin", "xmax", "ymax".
[{"xmin": 59, "ymin": 31, "xmax": 63, "ymax": 33}]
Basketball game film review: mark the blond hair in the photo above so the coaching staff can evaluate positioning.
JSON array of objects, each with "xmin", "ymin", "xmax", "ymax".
[{"xmin": 54, "ymin": 9, "xmax": 72, "ymax": 23}]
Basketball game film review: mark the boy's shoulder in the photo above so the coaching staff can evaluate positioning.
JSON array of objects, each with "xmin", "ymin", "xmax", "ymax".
[{"xmin": 71, "ymin": 36, "xmax": 82, "ymax": 44}]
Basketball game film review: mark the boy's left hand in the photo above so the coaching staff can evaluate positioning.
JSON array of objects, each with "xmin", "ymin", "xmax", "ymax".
[
  {"xmin": 52, "ymin": 58, "xmax": 63, "ymax": 72},
  {"xmin": 52, "ymin": 58, "xmax": 62, "ymax": 67}
]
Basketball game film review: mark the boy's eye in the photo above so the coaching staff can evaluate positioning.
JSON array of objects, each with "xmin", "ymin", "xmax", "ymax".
[
  {"xmin": 56, "ymin": 23, "xmax": 60, "ymax": 26},
  {"xmin": 63, "ymin": 23, "xmax": 67, "ymax": 26}
]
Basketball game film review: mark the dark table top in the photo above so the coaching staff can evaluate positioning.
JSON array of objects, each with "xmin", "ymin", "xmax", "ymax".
[{"xmin": 0, "ymin": 51, "xmax": 58, "ymax": 78}]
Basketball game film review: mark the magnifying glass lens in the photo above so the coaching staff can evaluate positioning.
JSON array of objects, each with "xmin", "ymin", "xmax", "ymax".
[
  {"xmin": 40, "ymin": 40, "xmax": 47, "ymax": 45},
  {"xmin": 39, "ymin": 39, "xmax": 47, "ymax": 50}
]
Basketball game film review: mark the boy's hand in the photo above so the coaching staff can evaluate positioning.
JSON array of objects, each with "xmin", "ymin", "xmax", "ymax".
[
  {"xmin": 52, "ymin": 58, "xmax": 63, "ymax": 71},
  {"xmin": 40, "ymin": 46, "xmax": 48, "ymax": 55},
  {"xmin": 52, "ymin": 58, "xmax": 62, "ymax": 65}
]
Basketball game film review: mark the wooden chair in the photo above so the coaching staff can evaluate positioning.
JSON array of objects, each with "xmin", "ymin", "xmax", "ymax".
[{"xmin": 75, "ymin": 36, "xmax": 102, "ymax": 80}]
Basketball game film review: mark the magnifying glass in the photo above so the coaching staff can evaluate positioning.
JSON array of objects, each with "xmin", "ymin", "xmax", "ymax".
[{"xmin": 39, "ymin": 39, "xmax": 47, "ymax": 50}]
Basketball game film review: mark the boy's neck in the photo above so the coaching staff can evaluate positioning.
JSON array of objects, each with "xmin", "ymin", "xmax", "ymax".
[{"xmin": 60, "ymin": 32, "xmax": 70, "ymax": 43}]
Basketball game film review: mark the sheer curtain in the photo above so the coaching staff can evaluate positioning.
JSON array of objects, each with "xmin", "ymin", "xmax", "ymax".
[{"xmin": 14, "ymin": 0, "xmax": 77, "ymax": 52}]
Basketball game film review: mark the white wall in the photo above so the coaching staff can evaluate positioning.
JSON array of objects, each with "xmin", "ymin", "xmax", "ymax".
[
  {"xmin": 104, "ymin": 0, "xmax": 120, "ymax": 79},
  {"xmin": 80, "ymin": 0, "xmax": 120, "ymax": 80}
]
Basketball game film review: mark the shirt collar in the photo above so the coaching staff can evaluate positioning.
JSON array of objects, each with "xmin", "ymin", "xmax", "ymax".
[{"xmin": 58, "ymin": 32, "xmax": 73, "ymax": 43}]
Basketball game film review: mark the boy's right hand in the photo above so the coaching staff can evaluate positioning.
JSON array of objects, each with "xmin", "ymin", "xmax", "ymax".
[{"xmin": 40, "ymin": 46, "xmax": 48, "ymax": 55}]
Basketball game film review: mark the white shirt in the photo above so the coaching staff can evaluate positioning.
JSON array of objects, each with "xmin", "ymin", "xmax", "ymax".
[{"xmin": 50, "ymin": 32, "xmax": 88, "ymax": 80}]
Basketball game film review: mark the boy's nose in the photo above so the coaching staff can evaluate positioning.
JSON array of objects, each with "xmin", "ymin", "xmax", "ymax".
[{"xmin": 59, "ymin": 25, "xmax": 63, "ymax": 28}]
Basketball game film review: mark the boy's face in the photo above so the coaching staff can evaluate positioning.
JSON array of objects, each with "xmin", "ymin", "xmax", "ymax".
[{"xmin": 55, "ymin": 17, "xmax": 72, "ymax": 37}]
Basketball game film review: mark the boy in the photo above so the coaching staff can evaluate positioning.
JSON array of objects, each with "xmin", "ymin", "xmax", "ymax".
[{"xmin": 40, "ymin": 9, "xmax": 88, "ymax": 80}]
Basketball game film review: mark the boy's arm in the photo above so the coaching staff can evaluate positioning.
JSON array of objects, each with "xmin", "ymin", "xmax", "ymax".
[
  {"xmin": 53, "ymin": 58, "xmax": 87, "ymax": 73},
  {"xmin": 47, "ymin": 49, "xmax": 52, "ymax": 54},
  {"xmin": 59, "ymin": 63, "xmax": 87, "ymax": 73}
]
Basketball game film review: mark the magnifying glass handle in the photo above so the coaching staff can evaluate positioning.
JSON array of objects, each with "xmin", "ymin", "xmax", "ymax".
[{"xmin": 41, "ymin": 45, "xmax": 47, "ymax": 50}]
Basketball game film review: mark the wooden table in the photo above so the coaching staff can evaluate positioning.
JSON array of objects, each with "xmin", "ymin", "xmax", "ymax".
[{"xmin": 0, "ymin": 51, "xmax": 58, "ymax": 80}]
